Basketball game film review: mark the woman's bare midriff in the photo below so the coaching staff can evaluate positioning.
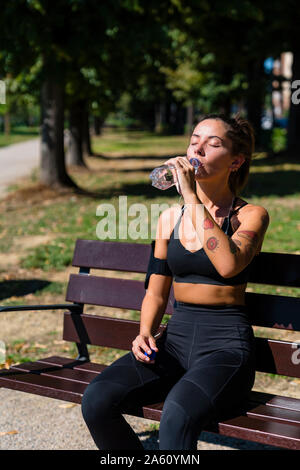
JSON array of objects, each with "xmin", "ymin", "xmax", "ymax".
[
  {"xmin": 173, "ymin": 281, "xmax": 247, "ymax": 306},
  {"xmin": 168, "ymin": 198, "xmax": 253, "ymax": 307}
]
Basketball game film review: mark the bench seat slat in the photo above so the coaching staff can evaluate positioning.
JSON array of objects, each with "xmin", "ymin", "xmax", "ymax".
[
  {"xmin": 35, "ymin": 356, "xmax": 107, "ymax": 373},
  {"xmin": 218, "ymin": 415, "xmax": 300, "ymax": 449},
  {"xmin": 10, "ymin": 362, "xmax": 98, "ymax": 384},
  {"xmin": 246, "ymin": 404, "xmax": 300, "ymax": 426},
  {"xmin": 250, "ymin": 391, "xmax": 300, "ymax": 412},
  {"xmin": 0, "ymin": 370, "xmax": 87, "ymax": 403}
]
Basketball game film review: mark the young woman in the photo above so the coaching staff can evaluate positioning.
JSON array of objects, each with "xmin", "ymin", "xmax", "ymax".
[{"xmin": 81, "ymin": 113, "xmax": 270, "ymax": 450}]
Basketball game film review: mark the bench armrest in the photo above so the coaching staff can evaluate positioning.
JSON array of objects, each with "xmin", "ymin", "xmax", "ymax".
[{"xmin": 0, "ymin": 303, "xmax": 82, "ymax": 313}]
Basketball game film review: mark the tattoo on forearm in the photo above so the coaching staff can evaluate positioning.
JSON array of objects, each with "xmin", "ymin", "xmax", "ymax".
[
  {"xmin": 236, "ymin": 230, "xmax": 259, "ymax": 246},
  {"xmin": 203, "ymin": 218, "xmax": 214, "ymax": 230},
  {"xmin": 232, "ymin": 238, "xmax": 242, "ymax": 246},
  {"xmin": 228, "ymin": 238, "xmax": 238, "ymax": 255},
  {"xmin": 206, "ymin": 237, "xmax": 219, "ymax": 251}
]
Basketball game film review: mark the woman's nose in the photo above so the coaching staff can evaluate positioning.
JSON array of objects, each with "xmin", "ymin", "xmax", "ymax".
[{"xmin": 195, "ymin": 143, "xmax": 205, "ymax": 156}]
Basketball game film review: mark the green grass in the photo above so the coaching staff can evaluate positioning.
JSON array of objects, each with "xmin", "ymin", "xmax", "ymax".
[
  {"xmin": 92, "ymin": 128, "xmax": 189, "ymax": 155},
  {"xmin": 0, "ymin": 126, "xmax": 39, "ymax": 147},
  {"xmin": 20, "ymin": 238, "xmax": 75, "ymax": 271}
]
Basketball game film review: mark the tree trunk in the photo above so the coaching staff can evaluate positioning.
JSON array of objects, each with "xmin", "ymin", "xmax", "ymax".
[
  {"xmin": 4, "ymin": 112, "xmax": 10, "ymax": 135},
  {"xmin": 185, "ymin": 104, "xmax": 194, "ymax": 135},
  {"xmin": 67, "ymin": 99, "xmax": 86, "ymax": 166},
  {"xmin": 40, "ymin": 75, "xmax": 76, "ymax": 188},
  {"xmin": 287, "ymin": 49, "xmax": 300, "ymax": 159},
  {"xmin": 246, "ymin": 58, "xmax": 265, "ymax": 148},
  {"xmin": 155, "ymin": 103, "xmax": 166, "ymax": 133},
  {"xmin": 82, "ymin": 101, "xmax": 93, "ymax": 156},
  {"xmin": 93, "ymin": 116, "xmax": 103, "ymax": 135}
]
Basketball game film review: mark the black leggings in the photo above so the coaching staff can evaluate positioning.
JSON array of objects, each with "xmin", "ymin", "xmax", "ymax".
[{"xmin": 81, "ymin": 302, "xmax": 256, "ymax": 450}]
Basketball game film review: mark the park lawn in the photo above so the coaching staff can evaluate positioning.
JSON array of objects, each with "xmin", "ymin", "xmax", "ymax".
[
  {"xmin": 0, "ymin": 128, "xmax": 300, "ymax": 397},
  {"xmin": 0, "ymin": 126, "xmax": 39, "ymax": 147}
]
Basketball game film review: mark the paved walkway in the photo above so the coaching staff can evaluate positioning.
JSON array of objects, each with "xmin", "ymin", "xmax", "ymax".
[{"xmin": 0, "ymin": 138, "xmax": 40, "ymax": 198}]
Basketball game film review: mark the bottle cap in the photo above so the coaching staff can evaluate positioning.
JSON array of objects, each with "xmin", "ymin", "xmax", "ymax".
[{"xmin": 189, "ymin": 158, "xmax": 201, "ymax": 168}]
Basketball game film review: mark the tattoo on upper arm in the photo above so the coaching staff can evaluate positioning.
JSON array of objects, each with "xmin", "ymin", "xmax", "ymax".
[
  {"xmin": 203, "ymin": 217, "xmax": 214, "ymax": 229},
  {"xmin": 206, "ymin": 237, "xmax": 219, "ymax": 251}
]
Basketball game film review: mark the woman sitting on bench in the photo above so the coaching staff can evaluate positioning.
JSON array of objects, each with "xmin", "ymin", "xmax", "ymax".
[{"xmin": 81, "ymin": 113, "xmax": 270, "ymax": 450}]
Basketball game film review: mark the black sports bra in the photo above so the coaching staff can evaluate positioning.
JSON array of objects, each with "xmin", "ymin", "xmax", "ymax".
[{"xmin": 167, "ymin": 196, "xmax": 255, "ymax": 286}]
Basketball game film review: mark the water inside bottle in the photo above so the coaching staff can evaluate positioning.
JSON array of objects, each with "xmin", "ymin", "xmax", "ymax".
[
  {"xmin": 149, "ymin": 164, "xmax": 177, "ymax": 190},
  {"xmin": 149, "ymin": 158, "xmax": 201, "ymax": 190}
]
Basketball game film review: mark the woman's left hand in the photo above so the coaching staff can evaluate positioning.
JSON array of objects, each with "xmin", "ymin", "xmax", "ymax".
[{"xmin": 164, "ymin": 156, "xmax": 196, "ymax": 199}]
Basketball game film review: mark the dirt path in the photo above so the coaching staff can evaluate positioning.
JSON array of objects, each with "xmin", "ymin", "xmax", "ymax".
[{"xmin": 0, "ymin": 138, "xmax": 40, "ymax": 198}]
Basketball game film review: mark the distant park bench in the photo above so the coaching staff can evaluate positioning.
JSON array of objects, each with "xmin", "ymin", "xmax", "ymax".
[{"xmin": 0, "ymin": 239, "xmax": 300, "ymax": 449}]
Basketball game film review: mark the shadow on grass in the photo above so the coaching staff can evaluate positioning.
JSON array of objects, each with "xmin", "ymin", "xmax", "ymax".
[{"xmin": 0, "ymin": 280, "xmax": 51, "ymax": 302}]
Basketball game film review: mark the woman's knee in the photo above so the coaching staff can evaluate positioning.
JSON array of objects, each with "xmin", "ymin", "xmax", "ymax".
[
  {"xmin": 81, "ymin": 379, "xmax": 117, "ymax": 425},
  {"xmin": 159, "ymin": 380, "xmax": 214, "ymax": 449}
]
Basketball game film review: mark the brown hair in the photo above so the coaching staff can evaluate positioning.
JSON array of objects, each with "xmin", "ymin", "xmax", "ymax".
[{"xmin": 197, "ymin": 113, "xmax": 255, "ymax": 196}]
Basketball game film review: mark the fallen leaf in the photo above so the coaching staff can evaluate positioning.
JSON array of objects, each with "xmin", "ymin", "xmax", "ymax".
[
  {"xmin": 58, "ymin": 403, "xmax": 77, "ymax": 409},
  {"xmin": 0, "ymin": 430, "xmax": 19, "ymax": 436}
]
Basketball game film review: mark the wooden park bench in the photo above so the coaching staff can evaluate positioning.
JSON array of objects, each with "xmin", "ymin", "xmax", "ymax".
[{"xmin": 0, "ymin": 238, "xmax": 300, "ymax": 450}]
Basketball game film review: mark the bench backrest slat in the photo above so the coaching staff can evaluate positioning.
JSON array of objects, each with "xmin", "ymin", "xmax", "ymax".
[
  {"xmin": 255, "ymin": 337, "xmax": 300, "ymax": 377},
  {"xmin": 63, "ymin": 313, "xmax": 300, "ymax": 378},
  {"xmin": 65, "ymin": 275, "xmax": 300, "ymax": 331},
  {"xmin": 72, "ymin": 239, "xmax": 150, "ymax": 273},
  {"xmin": 63, "ymin": 313, "xmax": 165, "ymax": 350},
  {"xmin": 66, "ymin": 274, "xmax": 175, "ymax": 314},
  {"xmin": 72, "ymin": 240, "xmax": 300, "ymax": 287}
]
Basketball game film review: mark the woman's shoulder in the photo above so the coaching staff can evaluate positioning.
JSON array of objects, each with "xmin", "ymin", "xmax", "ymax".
[
  {"xmin": 234, "ymin": 197, "xmax": 269, "ymax": 219},
  {"xmin": 156, "ymin": 204, "xmax": 183, "ymax": 239},
  {"xmin": 231, "ymin": 198, "xmax": 270, "ymax": 241}
]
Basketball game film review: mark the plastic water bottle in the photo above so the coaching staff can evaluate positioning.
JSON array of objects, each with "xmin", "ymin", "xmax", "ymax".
[
  {"xmin": 149, "ymin": 164, "xmax": 177, "ymax": 190},
  {"xmin": 149, "ymin": 158, "xmax": 201, "ymax": 190}
]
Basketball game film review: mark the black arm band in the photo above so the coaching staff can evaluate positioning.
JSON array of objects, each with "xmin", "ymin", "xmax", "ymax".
[{"xmin": 144, "ymin": 240, "xmax": 173, "ymax": 289}]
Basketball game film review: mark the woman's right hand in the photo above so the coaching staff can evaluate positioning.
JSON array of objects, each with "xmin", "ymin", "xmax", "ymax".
[{"xmin": 132, "ymin": 334, "xmax": 158, "ymax": 364}]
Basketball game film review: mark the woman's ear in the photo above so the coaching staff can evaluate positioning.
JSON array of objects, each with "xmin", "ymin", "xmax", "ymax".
[{"xmin": 229, "ymin": 155, "xmax": 245, "ymax": 171}]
